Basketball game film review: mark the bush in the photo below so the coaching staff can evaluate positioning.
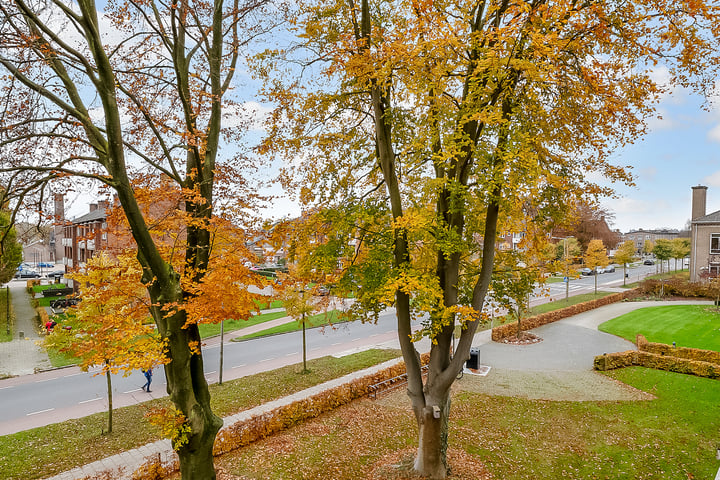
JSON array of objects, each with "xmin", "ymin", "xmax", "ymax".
[{"xmin": 637, "ymin": 277, "xmax": 709, "ymax": 298}]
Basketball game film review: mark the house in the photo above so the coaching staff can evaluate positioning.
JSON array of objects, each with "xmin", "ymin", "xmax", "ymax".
[
  {"xmin": 61, "ymin": 199, "xmax": 117, "ymax": 270},
  {"xmin": 623, "ymin": 228, "xmax": 679, "ymax": 254},
  {"xmin": 689, "ymin": 185, "xmax": 720, "ymax": 281}
]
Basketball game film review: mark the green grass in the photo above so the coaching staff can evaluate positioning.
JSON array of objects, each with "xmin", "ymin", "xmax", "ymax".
[
  {"xmin": 599, "ymin": 304, "xmax": 720, "ymax": 351},
  {"xmin": 198, "ymin": 310, "xmax": 288, "ymax": 338},
  {"xmin": 0, "ymin": 348, "xmax": 402, "ymax": 480},
  {"xmin": 0, "ymin": 288, "xmax": 11, "ymax": 342},
  {"xmin": 235, "ymin": 310, "xmax": 342, "ymax": 340},
  {"xmin": 529, "ymin": 292, "xmax": 616, "ymax": 316},
  {"xmin": 217, "ymin": 367, "xmax": 720, "ymax": 480},
  {"xmin": 254, "ymin": 298, "xmax": 284, "ymax": 310}
]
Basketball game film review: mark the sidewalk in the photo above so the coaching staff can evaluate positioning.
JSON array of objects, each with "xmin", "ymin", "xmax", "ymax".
[
  {"xmin": 0, "ymin": 281, "xmax": 51, "ymax": 377},
  {"xmin": 42, "ymin": 357, "xmax": 406, "ymax": 480}
]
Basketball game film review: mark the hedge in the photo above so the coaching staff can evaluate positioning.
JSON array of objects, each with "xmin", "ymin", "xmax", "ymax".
[
  {"xmin": 491, "ymin": 289, "xmax": 641, "ymax": 341},
  {"xmin": 636, "ymin": 334, "xmax": 720, "ymax": 366},
  {"xmin": 594, "ymin": 349, "xmax": 720, "ymax": 380}
]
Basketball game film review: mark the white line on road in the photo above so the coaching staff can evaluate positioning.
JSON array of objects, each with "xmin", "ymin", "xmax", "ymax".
[
  {"xmin": 232, "ymin": 364, "xmax": 247, "ymax": 369},
  {"xmin": 123, "ymin": 389, "xmax": 143, "ymax": 394},
  {"xmin": 27, "ymin": 408, "xmax": 54, "ymax": 416},
  {"xmin": 332, "ymin": 342, "xmax": 341, "ymax": 346},
  {"xmin": 311, "ymin": 347, "xmax": 321, "ymax": 351},
  {"xmin": 34, "ymin": 378, "xmax": 55, "ymax": 383},
  {"xmin": 259, "ymin": 358, "xmax": 272, "ymax": 363},
  {"xmin": 79, "ymin": 398, "xmax": 102, "ymax": 404},
  {"xmin": 205, "ymin": 370, "xmax": 217, "ymax": 375},
  {"xmin": 63, "ymin": 372, "xmax": 84, "ymax": 378},
  {"xmin": 0, "ymin": 385, "xmax": 13, "ymax": 390},
  {"xmin": 285, "ymin": 352, "xmax": 297, "ymax": 357}
]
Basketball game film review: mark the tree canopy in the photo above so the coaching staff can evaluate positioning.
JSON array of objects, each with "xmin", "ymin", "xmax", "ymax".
[{"xmin": 258, "ymin": 0, "xmax": 720, "ymax": 477}]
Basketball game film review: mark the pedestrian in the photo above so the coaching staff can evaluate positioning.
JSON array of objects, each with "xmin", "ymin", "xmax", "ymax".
[{"xmin": 141, "ymin": 368, "xmax": 153, "ymax": 392}]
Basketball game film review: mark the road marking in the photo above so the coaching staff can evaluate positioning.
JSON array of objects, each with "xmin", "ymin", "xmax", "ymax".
[
  {"xmin": 310, "ymin": 347, "xmax": 321, "ymax": 351},
  {"xmin": 332, "ymin": 342, "xmax": 341, "ymax": 346},
  {"xmin": 123, "ymin": 389, "xmax": 143, "ymax": 394},
  {"xmin": 232, "ymin": 364, "xmax": 246, "ymax": 369},
  {"xmin": 27, "ymin": 408, "xmax": 54, "ymax": 416},
  {"xmin": 369, "ymin": 334, "xmax": 380, "ymax": 338},
  {"xmin": 205, "ymin": 370, "xmax": 217, "ymax": 375},
  {"xmin": 34, "ymin": 378, "xmax": 55, "ymax": 383},
  {"xmin": 0, "ymin": 385, "xmax": 13, "ymax": 390},
  {"xmin": 63, "ymin": 372, "xmax": 84, "ymax": 378},
  {"xmin": 285, "ymin": 352, "xmax": 296, "ymax": 357},
  {"xmin": 79, "ymin": 398, "xmax": 102, "ymax": 404},
  {"xmin": 259, "ymin": 358, "xmax": 272, "ymax": 363}
]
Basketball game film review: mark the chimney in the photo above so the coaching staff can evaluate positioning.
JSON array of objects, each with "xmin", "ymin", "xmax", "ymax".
[
  {"xmin": 98, "ymin": 199, "xmax": 108, "ymax": 211},
  {"xmin": 691, "ymin": 185, "xmax": 708, "ymax": 221},
  {"xmin": 53, "ymin": 194, "xmax": 65, "ymax": 223},
  {"xmin": 89, "ymin": 203, "xmax": 98, "ymax": 212}
]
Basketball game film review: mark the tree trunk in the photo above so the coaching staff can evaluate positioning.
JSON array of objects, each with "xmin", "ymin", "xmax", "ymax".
[
  {"xmin": 413, "ymin": 394, "xmax": 451, "ymax": 479},
  {"xmin": 105, "ymin": 364, "xmax": 113, "ymax": 434}
]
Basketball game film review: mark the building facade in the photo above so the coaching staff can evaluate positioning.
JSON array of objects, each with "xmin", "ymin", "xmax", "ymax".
[
  {"xmin": 623, "ymin": 229, "xmax": 679, "ymax": 254},
  {"xmin": 690, "ymin": 185, "xmax": 720, "ymax": 281},
  {"xmin": 61, "ymin": 200, "xmax": 115, "ymax": 270}
]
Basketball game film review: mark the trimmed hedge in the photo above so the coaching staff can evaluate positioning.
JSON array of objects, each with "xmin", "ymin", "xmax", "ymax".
[
  {"xmin": 594, "ymin": 349, "xmax": 720, "ymax": 380},
  {"xmin": 638, "ymin": 277, "xmax": 715, "ymax": 298},
  {"xmin": 492, "ymin": 289, "xmax": 640, "ymax": 341},
  {"xmin": 636, "ymin": 334, "xmax": 720, "ymax": 365}
]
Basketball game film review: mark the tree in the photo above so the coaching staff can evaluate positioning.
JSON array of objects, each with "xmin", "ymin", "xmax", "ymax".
[
  {"xmin": 672, "ymin": 238, "xmax": 691, "ymax": 271},
  {"xmin": 491, "ymin": 249, "xmax": 545, "ymax": 337},
  {"xmin": 643, "ymin": 239, "xmax": 655, "ymax": 257},
  {"xmin": 653, "ymin": 239, "xmax": 674, "ymax": 274},
  {"xmin": 555, "ymin": 202, "xmax": 620, "ymax": 251},
  {"xmin": 0, "ymin": 0, "xmax": 271, "ymax": 476},
  {"xmin": 44, "ymin": 251, "xmax": 166, "ymax": 434},
  {"xmin": 0, "ymin": 210, "xmax": 22, "ymax": 284},
  {"xmin": 615, "ymin": 240, "xmax": 636, "ymax": 286},
  {"xmin": 584, "ymin": 240, "xmax": 609, "ymax": 294},
  {"xmin": 258, "ymin": 1, "xmax": 720, "ymax": 477}
]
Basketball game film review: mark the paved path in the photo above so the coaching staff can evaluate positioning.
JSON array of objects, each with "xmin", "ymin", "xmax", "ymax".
[{"xmin": 0, "ymin": 281, "xmax": 51, "ymax": 377}]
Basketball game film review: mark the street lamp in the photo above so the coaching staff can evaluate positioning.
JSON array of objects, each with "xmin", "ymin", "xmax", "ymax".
[{"xmin": 299, "ymin": 287, "xmax": 308, "ymax": 373}]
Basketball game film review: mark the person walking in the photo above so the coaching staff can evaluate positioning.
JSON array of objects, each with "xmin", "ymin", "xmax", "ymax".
[{"xmin": 141, "ymin": 368, "xmax": 153, "ymax": 392}]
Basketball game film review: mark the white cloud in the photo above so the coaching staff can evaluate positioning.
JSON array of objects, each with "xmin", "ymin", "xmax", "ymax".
[
  {"xmin": 707, "ymin": 124, "xmax": 720, "ymax": 144},
  {"xmin": 701, "ymin": 170, "xmax": 720, "ymax": 187},
  {"xmin": 222, "ymin": 101, "xmax": 272, "ymax": 131}
]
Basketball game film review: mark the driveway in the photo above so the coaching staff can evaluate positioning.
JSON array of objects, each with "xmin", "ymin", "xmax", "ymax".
[{"xmin": 459, "ymin": 299, "xmax": 713, "ymax": 401}]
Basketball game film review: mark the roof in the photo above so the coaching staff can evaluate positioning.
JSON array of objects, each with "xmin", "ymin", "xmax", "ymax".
[
  {"xmin": 692, "ymin": 209, "xmax": 720, "ymax": 224},
  {"xmin": 71, "ymin": 208, "xmax": 106, "ymax": 225}
]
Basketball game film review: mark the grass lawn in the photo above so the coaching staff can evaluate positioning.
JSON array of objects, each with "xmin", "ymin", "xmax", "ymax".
[
  {"xmin": 198, "ymin": 310, "xmax": 288, "ymax": 338},
  {"xmin": 235, "ymin": 309, "xmax": 342, "ymax": 341},
  {"xmin": 0, "ymin": 288, "xmax": 11, "ymax": 342},
  {"xmin": 212, "ymin": 367, "xmax": 720, "ymax": 480},
  {"xmin": 0, "ymin": 349, "xmax": 402, "ymax": 480},
  {"xmin": 599, "ymin": 305, "xmax": 720, "ymax": 351},
  {"xmin": 529, "ymin": 292, "xmax": 616, "ymax": 316}
]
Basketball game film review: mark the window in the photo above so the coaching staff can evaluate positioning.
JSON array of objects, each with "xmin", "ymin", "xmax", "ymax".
[{"xmin": 711, "ymin": 234, "xmax": 720, "ymax": 254}]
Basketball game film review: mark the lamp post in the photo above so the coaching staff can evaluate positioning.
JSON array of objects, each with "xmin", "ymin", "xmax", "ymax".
[
  {"xmin": 300, "ymin": 287, "xmax": 307, "ymax": 373},
  {"xmin": 218, "ymin": 317, "xmax": 225, "ymax": 385}
]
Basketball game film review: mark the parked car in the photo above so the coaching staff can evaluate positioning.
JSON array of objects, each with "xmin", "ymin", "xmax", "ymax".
[
  {"xmin": 46, "ymin": 270, "xmax": 65, "ymax": 279},
  {"xmin": 643, "ymin": 259, "xmax": 655, "ymax": 265},
  {"xmin": 580, "ymin": 267, "xmax": 595, "ymax": 275},
  {"xmin": 14, "ymin": 270, "xmax": 40, "ymax": 279},
  {"xmin": 604, "ymin": 265, "xmax": 615, "ymax": 273},
  {"xmin": 317, "ymin": 285, "xmax": 330, "ymax": 296}
]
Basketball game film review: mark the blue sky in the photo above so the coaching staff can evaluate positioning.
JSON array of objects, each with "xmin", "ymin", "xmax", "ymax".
[{"xmin": 605, "ymin": 84, "xmax": 720, "ymax": 234}]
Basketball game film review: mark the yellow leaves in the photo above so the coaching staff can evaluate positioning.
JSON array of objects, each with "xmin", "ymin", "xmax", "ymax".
[{"xmin": 145, "ymin": 406, "xmax": 192, "ymax": 451}]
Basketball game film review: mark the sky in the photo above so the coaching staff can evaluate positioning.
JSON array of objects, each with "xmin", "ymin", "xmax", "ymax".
[{"xmin": 603, "ymin": 83, "xmax": 720, "ymax": 234}]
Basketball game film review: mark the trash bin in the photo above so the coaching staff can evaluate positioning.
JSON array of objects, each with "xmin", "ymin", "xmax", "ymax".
[{"xmin": 466, "ymin": 347, "xmax": 480, "ymax": 370}]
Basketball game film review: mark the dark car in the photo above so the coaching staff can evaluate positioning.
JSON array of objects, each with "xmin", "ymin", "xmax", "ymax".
[
  {"xmin": 15, "ymin": 270, "xmax": 40, "ymax": 279},
  {"xmin": 580, "ymin": 267, "xmax": 595, "ymax": 275},
  {"xmin": 47, "ymin": 270, "xmax": 65, "ymax": 279},
  {"xmin": 643, "ymin": 259, "xmax": 655, "ymax": 265},
  {"xmin": 604, "ymin": 265, "xmax": 616, "ymax": 273}
]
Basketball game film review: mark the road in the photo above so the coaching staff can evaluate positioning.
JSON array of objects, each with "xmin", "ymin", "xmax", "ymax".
[{"xmin": 0, "ymin": 261, "xmax": 667, "ymax": 435}]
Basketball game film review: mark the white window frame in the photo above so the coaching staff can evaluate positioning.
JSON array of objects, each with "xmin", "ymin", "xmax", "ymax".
[{"xmin": 711, "ymin": 234, "xmax": 720, "ymax": 254}]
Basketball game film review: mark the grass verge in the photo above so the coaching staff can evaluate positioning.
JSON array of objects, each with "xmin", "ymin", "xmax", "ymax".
[
  {"xmin": 198, "ymin": 310, "xmax": 288, "ymax": 338},
  {"xmin": 0, "ymin": 288, "xmax": 11, "ymax": 342},
  {"xmin": 599, "ymin": 304, "xmax": 720, "ymax": 351},
  {"xmin": 235, "ymin": 310, "xmax": 342, "ymax": 340},
  {"xmin": 213, "ymin": 367, "xmax": 720, "ymax": 480},
  {"xmin": 528, "ymin": 292, "xmax": 616, "ymax": 316},
  {"xmin": 0, "ymin": 348, "xmax": 402, "ymax": 480}
]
